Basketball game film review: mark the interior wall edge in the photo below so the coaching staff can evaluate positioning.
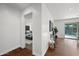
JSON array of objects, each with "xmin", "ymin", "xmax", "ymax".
[{"xmin": 0, "ymin": 45, "xmax": 20, "ymax": 56}]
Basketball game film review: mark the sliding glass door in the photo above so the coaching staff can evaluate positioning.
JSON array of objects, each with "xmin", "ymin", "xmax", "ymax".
[
  {"xmin": 77, "ymin": 23, "xmax": 79, "ymax": 43},
  {"xmin": 65, "ymin": 23, "xmax": 77, "ymax": 39}
]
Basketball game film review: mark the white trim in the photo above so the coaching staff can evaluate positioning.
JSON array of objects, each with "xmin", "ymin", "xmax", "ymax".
[
  {"xmin": 0, "ymin": 45, "xmax": 20, "ymax": 55},
  {"xmin": 54, "ymin": 17, "xmax": 79, "ymax": 21},
  {"xmin": 20, "ymin": 7, "xmax": 36, "ymax": 55},
  {"xmin": 20, "ymin": 7, "xmax": 34, "ymax": 48},
  {"xmin": 42, "ymin": 45, "xmax": 49, "ymax": 56},
  {"xmin": 32, "ymin": 52, "xmax": 41, "ymax": 56},
  {"xmin": 33, "ymin": 52, "xmax": 42, "ymax": 56}
]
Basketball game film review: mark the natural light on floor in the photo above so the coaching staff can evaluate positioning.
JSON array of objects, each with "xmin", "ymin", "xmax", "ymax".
[{"xmin": 65, "ymin": 35, "xmax": 77, "ymax": 39}]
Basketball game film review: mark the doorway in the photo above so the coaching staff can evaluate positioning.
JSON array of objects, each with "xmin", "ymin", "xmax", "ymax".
[
  {"xmin": 24, "ymin": 12, "xmax": 33, "ymax": 50},
  {"xmin": 20, "ymin": 8, "xmax": 35, "ymax": 52},
  {"xmin": 65, "ymin": 23, "xmax": 77, "ymax": 39}
]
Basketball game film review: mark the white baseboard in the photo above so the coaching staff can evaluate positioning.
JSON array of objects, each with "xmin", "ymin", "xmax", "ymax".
[
  {"xmin": 42, "ymin": 45, "xmax": 49, "ymax": 56},
  {"xmin": 32, "ymin": 52, "xmax": 42, "ymax": 56},
  {"xmin": 0, "ymin": 45, "xmax": 20, "ymax": 56},
  {"xmin": 33, "ymin": 44, "xmax": 49, "ymax": 56}
]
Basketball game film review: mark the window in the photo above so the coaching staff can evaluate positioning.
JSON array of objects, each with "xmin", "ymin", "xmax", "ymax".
[{"xmin": 65, "ymin": 23, "xmax": 77, "ymax": 39}]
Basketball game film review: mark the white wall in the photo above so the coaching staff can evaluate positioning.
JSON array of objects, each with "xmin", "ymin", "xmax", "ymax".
[
  {"xmin": 21, "ymin": 3, "xmax": 54, "ymax": 56},
  {"xmin": 41, "ymin": 4, "xmax": 54, "ymax": 55},
  {"xmin": 31, "ymin": 4, "xmax": 42, "ymax": 56},
  {"xmin": 21, "ymin": 3, "xmax": 42, "ymax": 56},
  {"xmin": 54, "ymin": 18, "xmax": 79, "ymax": 38},
  {"xmin": 0, "ymin": 4, "xmax": 20, "ymax": 55},
  {"xmin": 54, "ymin": 20, "xmax": 65, "ymax": 38},
  {"xmin": 24, "ymin": 12, "xmax": 32, "ymax": 30},
  {"xmin": 64, "ymin": 18, "xmax": 79, "ymax": 23}
]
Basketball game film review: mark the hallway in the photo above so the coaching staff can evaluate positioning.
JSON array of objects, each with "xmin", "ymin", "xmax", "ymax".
[
  {"xmin": 45, "ymin": 38, "xmax": 79, "ymax": 56},
  {"xmin": 2, "ymin": 38, "xmax": 79, "ymax": 56}
]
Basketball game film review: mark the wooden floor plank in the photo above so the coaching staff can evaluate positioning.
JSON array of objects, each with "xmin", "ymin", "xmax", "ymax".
[{"xmin": 2, "ymin": 38, "xmax": 79, "ymax": 56}]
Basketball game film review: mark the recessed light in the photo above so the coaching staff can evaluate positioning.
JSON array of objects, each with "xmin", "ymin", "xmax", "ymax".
[{"xmin": 69, "ymin": 8, "xmax": 72, "ymax": 11}]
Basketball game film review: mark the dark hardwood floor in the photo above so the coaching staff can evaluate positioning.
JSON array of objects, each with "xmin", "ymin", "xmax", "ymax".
[
  {"xmin": 45, "ymin": 38, "xmax": 79, "ymax": 56},
  {"xmin": 2, "ymin": 38, "xmax": 79, "ymax": 56},
  {"xmin": 2, "ymin": 48, "xmax": 32, "ymax": 56}
]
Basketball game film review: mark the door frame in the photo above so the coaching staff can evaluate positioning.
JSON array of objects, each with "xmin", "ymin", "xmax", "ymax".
[{"xmin": 20, "ymin": 7, "xmax": 36, "ymax": 49}]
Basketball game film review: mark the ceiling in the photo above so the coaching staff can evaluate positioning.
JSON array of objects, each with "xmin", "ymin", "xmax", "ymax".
[
  {"xmin": 46, "ymin": 3, "xmax": 79, "ymax": 20},
  {"xmin": 2, "ymin": 3, "xmax": 32, "ymax": 12},
  {"xmin": 1, "ymin": 3, "xmax": 79, "ymax": 20}
]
